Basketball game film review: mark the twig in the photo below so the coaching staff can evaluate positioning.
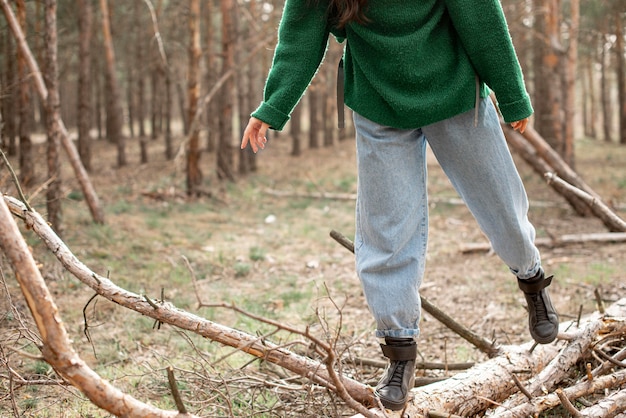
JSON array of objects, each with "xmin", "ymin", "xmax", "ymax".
[
  {"xmin": 556, "ymin": 388, "xmax": 583, "ymax": 417},
  {"xmin": 82, "ymin": 293, "xmax": 99, "ymax": 358},
  {"xmin": 0, "ymin": 149, "xmax": 32, "ymax": 211},
  {"xmin": 5, "ymin": 346, "xmax": 45, "ymax": 361},
  {"xmin": 510, "ymin": 372, "xmax": 532, "ymax": 400},
  {"xmin": 593, "ymin": 347, "xmax": 626, "ymax": 368},
  {"xmin": 594, "ymin": 288, "xmax": 606, "ymax": 314},
  {"xmin": 166, "ymin": 366, "xmax": 188, "ymax": 414},
  {"xmin": 0, "ymin": 345, "xmax": 20, "ymax": 416}
]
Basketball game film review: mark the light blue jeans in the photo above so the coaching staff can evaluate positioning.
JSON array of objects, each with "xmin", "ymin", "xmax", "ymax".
[{"xmin": 353, "ymin": 98, "xmax": 540, "ymax": 339}]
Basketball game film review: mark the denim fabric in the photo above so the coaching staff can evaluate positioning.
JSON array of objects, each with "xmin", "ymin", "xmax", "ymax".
[{"xmin": 353, "ymin": 98, "xmax": 540, "ymax": 339}]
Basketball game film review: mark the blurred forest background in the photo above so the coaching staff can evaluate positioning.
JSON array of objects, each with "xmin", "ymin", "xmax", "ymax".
[
  {"xmin": 1, "ymin": 0, "xmax": 626, "ymax": 417},
  {"xmin": 0, "ymin": 0, "xmax": 624, "ymax": 215}
]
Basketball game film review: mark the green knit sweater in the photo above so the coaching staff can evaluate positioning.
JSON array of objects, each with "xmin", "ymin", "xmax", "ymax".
[{"xmin": 252, "ymin": 0, "xmax": 533, "ymax": 130}]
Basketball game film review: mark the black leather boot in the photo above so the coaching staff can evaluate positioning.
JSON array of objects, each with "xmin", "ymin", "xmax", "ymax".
[
  {"xmin": 518, "ymin": 269, "xmax": 559, "ymax": 344},
  {"xmin": 375, "ymin": 337, "xmax": 416, "ymax": 411}
]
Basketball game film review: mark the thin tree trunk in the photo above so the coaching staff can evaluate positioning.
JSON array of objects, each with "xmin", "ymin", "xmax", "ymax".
[
  {"xmin": 533, "ymin": 0, "xmax": 564, "ymax": 154},
  {"xmin": 237, "ymin": 10, "xmax": 249, "ymax": 175},
  {"xmin": 99, "ymin": 0, "xmax": 126, "ymax": 166},
  {"xmin": 217, "ymin": 0, "xmax": 235, "ymax": 181},
  {"xmin": 563, "ymin": 0, "xmax": 578, "ymax": 167},
  {"xmin": 245, "ymin": 0, "xmax": 258, "ymax": 172},
  {"xmin": 584, "ymin": 54, "xmax": 597, "ymax": 139},
  {"xmin": 1, "ymin": 0, "xmax": 105, "ymax": 224},
  {"xmin": 16, "ymin": 0, "xmax": 34, "ymax": 187},
  {"xmin": 203, "ymin": 0, "xmax": 218, "ymax": 154},
  {"xmin": 615, "ymin": 12, "xmax": 626, "ymax": 145},
  {"xmin": 2, "ymin": 30, "xmax": 17, "ymax": 156},
  {"xmin": 308, "ymin": 85, "xmax": 319, "ymax": 149},
  {"xmin": 136, "ymin": 1, "xmax": 146, "ymax": 139},
  {"xmin": 291, "ymin": 103, "xmax": 302, "ymax": 157},
  {"xmin": 186, "ymin": 0, "xmax": 202, "ymax": 195},
  {"xmin": 601, "ymin": 31, "xmax": 612, "ymax": 143},
  {"xmin": 43, "ymin": 0, "xmax": 62, "ymax": 235},
  {"xmin": 77, "ymin": 0, "xmax": 92, "ymax": 172}
]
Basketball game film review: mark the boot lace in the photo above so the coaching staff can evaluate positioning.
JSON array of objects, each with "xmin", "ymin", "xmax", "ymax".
[
  {"xmin": 387, "ymin": 361, "xmax": 406, "ymax": 387},
  {"xmin": 530, "ymin": 292, "xmax": 549, "ymax": 323}
]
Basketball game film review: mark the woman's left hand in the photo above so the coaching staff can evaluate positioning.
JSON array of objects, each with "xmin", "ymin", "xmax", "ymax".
[{"xmin": 510, "ymin": 118, "xmax": 529, "ymax": 133}]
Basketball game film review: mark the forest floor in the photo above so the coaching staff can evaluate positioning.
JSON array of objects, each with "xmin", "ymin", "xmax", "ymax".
[{"xmin": 1, "ymin": 130, "xmax": 626, "ymax": 417}]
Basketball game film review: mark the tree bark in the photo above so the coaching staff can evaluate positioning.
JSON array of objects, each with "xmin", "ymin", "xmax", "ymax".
[
  {"xmin": 1, "ymin": 0, "xmax": 105, "ymax": 225},
  {"xmin": 43, "ymin": 0, "xmax": 62, "ymax": 235},
  {"xmin": 217, "ymin": 0, "xmax": 235, "ymax": 181},
  {"xmin": 1, "ymin": 29, "xmax": 17, "ymax": 156},
  {"xmin": 16, "ymin": 0, "xmax": 34, "ymax": 187},
  {"xmin": 562, "ymin": 0, "xmax": 578, "ymax": 167},
  {"xmin": 186, "ymin": 0, "xmax": 203, "ymax": 196},
  {"xmin": 615, "ymin": 11, "xmax": 626, "ymax": 145},
  {"xmin": 291, "ymin": 103, "xmax": 302, "ymax": 157},
  {"xmin": 77, "ymin": 0, "xmax": 92, "ymax": 172},
  {"xmin": 600, "ymin": 31, "xmax": 613, "ymax": 143},
  {"xmin": 99, "ymin": 0, "xmax": 126, "ymax": 166},
  {"xmin": 308, "ymin": 84, "xmax": 320, "ymax": 149}
]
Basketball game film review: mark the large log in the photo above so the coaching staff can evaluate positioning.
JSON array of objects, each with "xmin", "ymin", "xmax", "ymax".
[{"xmin": 351, "ymin": 299, "xmax": 626, "ymax": 417}]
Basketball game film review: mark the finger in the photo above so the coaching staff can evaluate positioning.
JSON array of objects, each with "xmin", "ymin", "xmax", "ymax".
[{"xmin": 519, "ymin": 119, "xmax": 528, "ymax": 133}]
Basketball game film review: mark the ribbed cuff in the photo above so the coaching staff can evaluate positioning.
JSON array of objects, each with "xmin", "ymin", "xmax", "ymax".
[
  {"xmin": 251, "ymin": 103, "xmax": 290, "ymax": 131},
  {"xmin": 498, "ymin": 95, "xmax": 534, "ymax": 123}
]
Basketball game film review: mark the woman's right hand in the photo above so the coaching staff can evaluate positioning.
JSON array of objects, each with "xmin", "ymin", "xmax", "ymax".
[{"xmin": 241, "ymin": 117, "xmax": 270, "ymax": 153}]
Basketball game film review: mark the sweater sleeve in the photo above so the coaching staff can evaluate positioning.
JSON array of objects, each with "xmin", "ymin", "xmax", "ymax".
[
  {"xmin": 251, "ymin": 0, "xmax": 330, "ymax": 131},
  {"xmin": 444, "ymin": 0, "xmax": 533, "ymax": 123}
]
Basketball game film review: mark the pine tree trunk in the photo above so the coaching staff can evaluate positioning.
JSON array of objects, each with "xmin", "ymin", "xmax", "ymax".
[
  {"xmin": 308, "ymin": 85, "xmax": 319, "ymax": 149},
  {"xmin": 16, "ymin": 0, "xmax": 34, "ymax": 186},
  {"xmin": 615, "ymin": 12, "xmax": 626, "ymax": 145},
  {"xmin": 217, "ymin": 0, "xmax": 235, "ymax": 181},
  {"xmin": 77, "ymin": 0, "xmax": 92, "ymax": 172},
  {"xmin": 600, "ymin": 31, "xmax": 612, "ymax": 143},
  {"xmin": 186, "ymin": 0, "xmax": 203, "ymax": 195},
  {"xmin": 562, "ymin": 0, "xmax": 578, "ymax": 168},
  {"xmin": 99, "ymin": 0, "xmax": 126, "ymax": 166},
  {"xmin": 291, "ymin": 103, "xmax": 302, "ymax": 157},
  {"xmin": 43, "ymin": 0, "xmax": 62, "ymax": 235},
  {"xmin": 532, "ymin": 0, "xmax": 564, "ymax": 154},
  {"xmin": 1, "ymin": 30, "xmax": 17, "ymax": 156}
]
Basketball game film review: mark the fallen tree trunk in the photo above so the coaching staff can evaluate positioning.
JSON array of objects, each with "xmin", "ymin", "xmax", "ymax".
[
  {"xmin": 2, "ymin": 195, "xmax": 375, "ymax": 409},
  {"xmin": 0, "ymin": 196, "xmax": 193, "ymax": 417},
  {"xmin": 460, "ymin": 232, "xmax": 626, "ymax": 254},
  {"xmin": 502, "ymin": 124, "xmax": 592, "ymax": 216},
  {"xmin": 546, "ymin": 173, "xmax": 626, "ymax": 232}
]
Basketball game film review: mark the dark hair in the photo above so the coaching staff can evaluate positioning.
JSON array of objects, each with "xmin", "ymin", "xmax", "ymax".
[{"xmin": 325, "ymin": 0, "xmax": 369, "ymax": 29}]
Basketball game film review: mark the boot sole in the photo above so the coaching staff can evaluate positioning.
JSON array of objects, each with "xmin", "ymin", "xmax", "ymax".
[{"xmin": 530, "ymin": 323, "xmax": 559, "ymax": 344}]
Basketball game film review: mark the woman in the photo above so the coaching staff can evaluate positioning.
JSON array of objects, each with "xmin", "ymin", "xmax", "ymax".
[{"xmin": 241, "ymin": 0, "xmax": 559, "ymax": 411}]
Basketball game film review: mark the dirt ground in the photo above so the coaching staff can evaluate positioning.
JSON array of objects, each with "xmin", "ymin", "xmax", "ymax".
[{"xmin": 1, "ymin": 130, "xmax": 626, "ymax": 416}]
